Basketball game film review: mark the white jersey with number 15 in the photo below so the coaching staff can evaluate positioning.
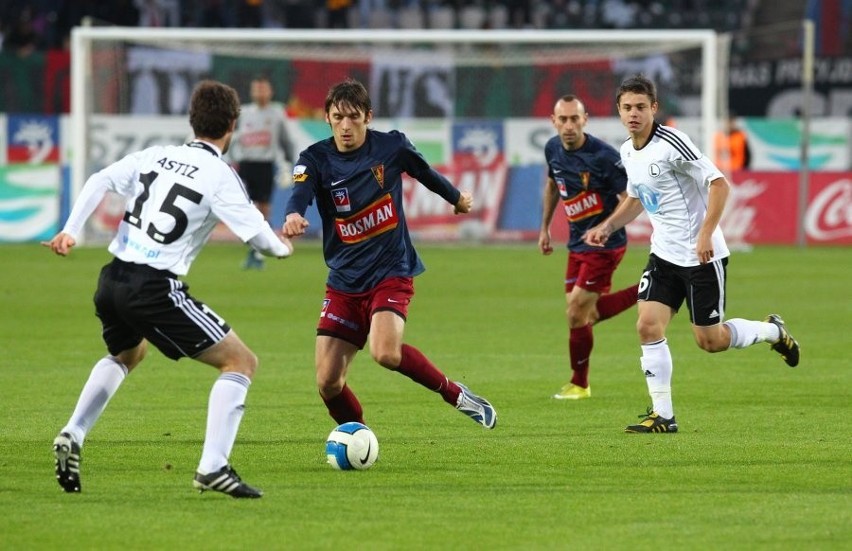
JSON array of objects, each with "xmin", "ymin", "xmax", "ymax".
[{"xmin": 67, "ymin": 141, "xmax": 268, "ymax": 275}]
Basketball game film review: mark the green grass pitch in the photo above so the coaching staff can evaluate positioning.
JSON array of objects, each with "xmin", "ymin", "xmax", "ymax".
[{"xmin": 1, "ymin": 241, "xmax": 849, "ymax": 549}]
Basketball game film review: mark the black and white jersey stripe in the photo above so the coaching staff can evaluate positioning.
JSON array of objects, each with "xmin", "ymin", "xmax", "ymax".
[{"xmin": 656, "ymin": 124, "xmax": 699, "ymax": 161}]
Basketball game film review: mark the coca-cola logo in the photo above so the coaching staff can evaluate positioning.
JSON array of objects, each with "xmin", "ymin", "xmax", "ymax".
[{"xmin": 805, "ymin": 179, "xmax": 852, "ymax": 241}]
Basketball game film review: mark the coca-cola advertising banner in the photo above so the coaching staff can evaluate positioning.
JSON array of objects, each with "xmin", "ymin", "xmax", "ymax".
[
  {"xmin": 544, "ymin": 172, "xmax": 851, "ymax": 246},
  {"xmin": 724, "ymin": 171, "xmax": 851, "ymax": 245}
]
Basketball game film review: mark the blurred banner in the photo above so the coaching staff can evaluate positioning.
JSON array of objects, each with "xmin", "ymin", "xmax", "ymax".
[{"xmin": 0, "ymin": 114, "xmax": 849, "ymax": 245}]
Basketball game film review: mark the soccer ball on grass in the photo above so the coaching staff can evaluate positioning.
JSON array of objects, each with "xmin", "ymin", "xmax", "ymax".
[{"xmin": 325, "ymin": 422, "xmax": 379, "ymax": 470}]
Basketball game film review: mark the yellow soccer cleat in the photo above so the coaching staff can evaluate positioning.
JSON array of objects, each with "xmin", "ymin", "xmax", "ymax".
[{"xmin": 552, "ymin": 383, "xmax": 591, "ymax": 400}]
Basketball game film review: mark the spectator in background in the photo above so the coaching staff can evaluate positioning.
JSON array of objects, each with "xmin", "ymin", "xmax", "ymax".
[
  {"xmin": 2, "ymin": 7, "xmax": 40, "ymax": 56},
  {"xmin": 714, "ymin": 113, "xmax": 751, "ymax": 172},
  {"xmin": 134, "ymin": 0, "xmax": 180, "ymax": 26},
  {"xmin": 326, "ymin": 0, "xmax": 352, "ymax": 28}
]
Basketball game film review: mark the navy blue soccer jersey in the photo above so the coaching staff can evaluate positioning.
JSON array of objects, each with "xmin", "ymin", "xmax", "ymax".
[
  {"xmin": 286, "ymin": 129, "xmax": 461, "ymax": 293},
  {"xmin": 545, "ymin": 133, "xmax": 628, "ymax": 252}
]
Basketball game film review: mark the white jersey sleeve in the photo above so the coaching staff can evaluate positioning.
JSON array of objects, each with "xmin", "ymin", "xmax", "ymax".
[
  {"xmin": 622, "ymin": 124, "xmax": 729, "ymax": 267},
  {"xmin": 80, "ymin": 141, "xmax": 275, "ymax": 275}
]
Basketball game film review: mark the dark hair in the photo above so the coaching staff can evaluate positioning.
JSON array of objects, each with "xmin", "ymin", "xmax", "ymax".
[
  {"xmin": 616, "ymin": 74, "xmax": 657, "ymax": 106},
  {"xmin": 189, "ymin": 80, "xmax": 241, "ymax": 139},
  {"xmin": 324, "ymin": 78, "xmax": 371, "ymax": 116},
  {"xmin": 558, "ymin": 94, "xmax": 582, "ymax": 104}
]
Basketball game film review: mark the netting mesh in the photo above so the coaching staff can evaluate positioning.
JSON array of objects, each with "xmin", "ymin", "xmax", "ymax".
[{"xmin": 84, "ymin": 33, "xmax": 707, "ymax": 120}]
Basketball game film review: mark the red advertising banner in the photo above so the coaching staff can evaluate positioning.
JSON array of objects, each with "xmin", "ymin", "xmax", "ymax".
[{"xmin": 614, "ymin": 171, "xmax": 851, "ymax": 246}]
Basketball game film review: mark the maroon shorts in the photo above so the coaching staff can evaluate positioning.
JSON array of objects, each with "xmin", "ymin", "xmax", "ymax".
[
  {"xmin": 317, "ymin": 277, "xmax": 414, "ymax": 349},
  {"xmin": 565, "ymin": 247, "xmax": 627, "ymax": 294}
]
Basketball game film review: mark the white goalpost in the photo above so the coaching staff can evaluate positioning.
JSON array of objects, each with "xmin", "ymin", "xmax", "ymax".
[{"xmin": 70, "ymin": 26, "xmax": 719, "ymax": 242}]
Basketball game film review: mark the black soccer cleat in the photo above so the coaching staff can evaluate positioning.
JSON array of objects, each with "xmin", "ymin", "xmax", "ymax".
[
  {"xmin": 765, "ymin": 314, "xmax": 800, "ymax": 367},
  {"xmin": 625, "ymin": 408, "xmax": 678, "ymax": 433},
  {"xmin": 53, "ymin": 432, "xmax": 81, "ymax": 493},
  {"xmin": 193, "ymin": 465, "xmax": 263, "ymax": 498}
]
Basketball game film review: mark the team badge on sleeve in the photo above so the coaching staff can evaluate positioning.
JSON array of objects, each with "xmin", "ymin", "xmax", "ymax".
[
  {"xmin": 293, "ymin": 164, "xmax": 308, "ymax": 182},
  {"xmin": 332, "ymin": 188, "xmax": 351, "ymax": 213},
  {"xmin": 371, "ymin": 164, "xmax": 385, "ymax": 188}
]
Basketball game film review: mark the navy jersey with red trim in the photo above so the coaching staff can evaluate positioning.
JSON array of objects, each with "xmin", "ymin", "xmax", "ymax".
[
  {"xmin": 545, "ymin": 133, "xmax": 628, "ymax": 252},
  {"xmin": 286, "ymin": 129, "xmax": 461, "ymax": 293}
]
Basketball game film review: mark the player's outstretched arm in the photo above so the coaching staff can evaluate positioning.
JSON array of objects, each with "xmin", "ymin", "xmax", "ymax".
[
  {"xmin": 453, "ymin": 191, "xmax": 472, "ymax": 214},
  {"xmin": 41, "ymin": 232, "xmax": 77, "ymax": 257},
  {"xmin": 283, "ymin": 212, "xmax": 310, "ymax": 237}
]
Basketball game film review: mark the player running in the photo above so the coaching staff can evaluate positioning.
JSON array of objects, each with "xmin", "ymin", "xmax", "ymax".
[
  {"xmin": 539, "ymin": 94, "xmax": 639, "ymax": 400},
  {"xmin": 283, "ymin": 79, "xmax": 496, "ymax": 431},
  {"xmin": 585, "ymin": 74, "xmax": 800, "ymax": 433},
  {"xmin": 45, "ymin": 80, "xmax": 292, "ymax": 497}
]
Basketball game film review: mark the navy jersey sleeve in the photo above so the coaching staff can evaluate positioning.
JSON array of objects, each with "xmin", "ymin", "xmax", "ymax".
[
  {"xmin": 396, "ymin": 132, "xmax": 461, "ymax": 206},
  {"xmin": 285, "ymin": 151, "xmax": 317, "ymax": 216}
]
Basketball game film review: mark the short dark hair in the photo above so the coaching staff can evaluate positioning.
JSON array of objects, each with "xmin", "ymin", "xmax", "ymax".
[
  {"xmin": 556, "ymin": 94, "xmax": 586, "ymax": 113},
  {"xmin": 324, "ymin": 79, "xmax": 371, "ymax": 116},
  {"xmin": 189, "ymin": 80, "xmax": 241, "ymax": 139},
  {"xmin": 616, "ymin": 74, "xmax": 657, "ymax": 106}
]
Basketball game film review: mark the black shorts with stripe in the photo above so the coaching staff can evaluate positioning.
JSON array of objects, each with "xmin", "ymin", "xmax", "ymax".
[
  {"xmin": 638, "ymin": 254, "xmax": 728, "ymax": 327},
  {"xmin": 94, "ymin": 258, "xmax": 230, "ymax": 360}
]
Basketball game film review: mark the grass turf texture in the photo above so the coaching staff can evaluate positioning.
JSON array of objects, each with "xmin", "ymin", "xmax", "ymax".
[{"xmin": 0, "ymin": 242, "xmax": 849, "ymax": 549}]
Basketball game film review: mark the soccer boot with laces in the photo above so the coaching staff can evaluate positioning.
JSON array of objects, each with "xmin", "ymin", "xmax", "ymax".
[
  {"xmin": 193, "ymin": 465, "xmax": 263, "ymax": 498},
  {"xmin": 625, "ymin": 408, "xmax": 678, "ymax": 433},
  {"xmin": 553, "ymin": 383, "xmax": 591, "ymax": 400},
  {"xmin": 764, "ymin": 314, "xmax": 799, "ymax": 367},
  {"xmin": 53, "ymin": 432, "xmax": 81, "ymax": 493},
  {"xmin": 455, "ymin": 382, "xmax": 497, "ymax": 429}
]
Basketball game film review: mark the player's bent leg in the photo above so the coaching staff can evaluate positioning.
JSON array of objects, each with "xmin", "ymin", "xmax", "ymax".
[
  {"xmin": 53, "ymin": 348, "xmax": 139, "ymax": 493},
  {"xmin": 196, "ymin": 330, "xmax": 258, "ymax": 378},
  {"xmin": 316, "ymin": 336, "xmax": 364, "ymax": 424},
  {"xmin": 692, "ymin": 323, "xmax": 731, "ymax": 353},
  {"xmin": 368, "ymin": 310, "xmax": 405, "ymax": 368},
  {"xmin": 193, "ymin": 331, "xmax": 262, "ymax": 498}
]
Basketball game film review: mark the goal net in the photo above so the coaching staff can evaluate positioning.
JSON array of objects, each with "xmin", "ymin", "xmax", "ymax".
[{"xmin": 70, "ymin": 27, "xmax": 719, "ymax": 243}]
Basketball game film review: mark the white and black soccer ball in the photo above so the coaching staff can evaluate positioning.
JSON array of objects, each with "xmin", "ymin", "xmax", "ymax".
[{"xmin": 325, "ymin": 422, "xmax": 379, "ymax": 471}]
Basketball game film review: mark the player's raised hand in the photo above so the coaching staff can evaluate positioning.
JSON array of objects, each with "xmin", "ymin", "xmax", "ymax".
[
  {"xmin": 282, "ymin": 213, "xmax": 309, "ymax": 238},
  {"xmin": 454, "ymin": 191, "xmax": 473, "ymax": 214},
  {"xmin": 41, "ymin": 232, "xmax": 76, "ymax": 256}
]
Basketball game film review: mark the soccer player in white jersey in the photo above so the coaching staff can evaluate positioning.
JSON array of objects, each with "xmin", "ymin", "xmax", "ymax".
[
  {"xmin": 43, "ymin": 80, "xmax": 293, "ymax": 497},
  {"xmin": 584, "ymin": 74, "xmax": 799, "ymax": 433}
]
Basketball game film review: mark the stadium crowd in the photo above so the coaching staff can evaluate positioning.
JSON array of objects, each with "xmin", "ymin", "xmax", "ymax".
[{"xmin": 1, "ymin": 0, "xmax": 751, "ymax": 53}]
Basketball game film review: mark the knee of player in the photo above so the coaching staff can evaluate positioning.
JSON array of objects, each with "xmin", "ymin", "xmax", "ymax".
[
  {"xmin": 317, "ymin": 376, "xmax": 345, "ymax": 397},
  {"xmin": 370, "ymin": 348, "xmax": 401, "ymax": 369},
  {"xmin": 636, "ymin": 319, "xmax": 663, "ymax": 342},
  {"xmin": 695, "ymin": 334, "xmax": 728, "ymax": 353}
]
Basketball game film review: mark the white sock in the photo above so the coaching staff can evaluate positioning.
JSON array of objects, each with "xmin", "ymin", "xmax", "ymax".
[
  {"xmin": 724, "ymin": 318, "xmax": 781, "ymax": 349},
  {"xmin": 61, "ymin": 356, "xmax": 128, "ymax": 446},
  {"xmin": 197, "ymin": 372, "xmax": 251, "ymax": 475},
  {"xmin": 641, "ymin": 339, "xmax": 674, "ymax": 419}
]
